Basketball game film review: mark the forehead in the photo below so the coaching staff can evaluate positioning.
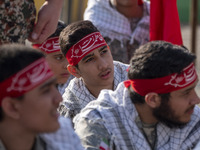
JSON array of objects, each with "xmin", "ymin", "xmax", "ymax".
[
  {"xmin": 47, "ymin": 51, "xmax": 63, "ymax": 56},
  {"xmin": 83, "ymin": 45, "xmax": 107, "ymax": 57},
  {"xmin": 171, "ymin": 78, "xmax": 199, "ymax": 95},
  {"xmin": 34, "ymin": 77, "xmax": 56, "ymax": 91}
]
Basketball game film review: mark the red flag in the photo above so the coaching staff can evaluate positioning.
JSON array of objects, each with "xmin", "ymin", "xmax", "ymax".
[{"xmin": 150, "ymin": 0, "xmax": 183, "ymax": 45}]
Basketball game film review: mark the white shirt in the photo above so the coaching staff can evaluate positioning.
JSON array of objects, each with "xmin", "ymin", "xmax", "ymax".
[
  {"xmin": 59, "ymin": 61, "xmax": 129, "ymax": 119},
  {"xmin": 74, "ymin": 82, "xmax": 200, "ymax": 150}
]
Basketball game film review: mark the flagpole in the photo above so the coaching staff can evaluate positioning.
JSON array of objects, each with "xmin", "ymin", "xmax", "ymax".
[{"xmin": 190, "ymin": 0, "xmax": 198, "ymax": 55}]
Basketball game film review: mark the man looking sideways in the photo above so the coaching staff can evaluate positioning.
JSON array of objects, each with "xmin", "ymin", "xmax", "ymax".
[
  {"xmin": 0, "ymin": 44, "xmax": 83, "ymax": 150},
  {"xmin": 58, "ymin": 20, "xmax": 129, "ymax": 119}
]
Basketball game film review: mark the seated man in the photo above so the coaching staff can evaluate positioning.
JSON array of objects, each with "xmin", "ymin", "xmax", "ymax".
[
  {"xmin": 74, "ymin": 41, "xmax": 200, "ymax": 150},
  {"xmin": 84, "ymin": 0, "xmax": 150, "ymax": 63},
  {"xmin": 33, "ymin": 20, "xmax": 74, "ymax": 96},
  {"xmin": 0, "ymin": 44, "xmax": 83, "ymax": 150},
  {"xmin": 58, "ymin": 20, "xmax": 129, "ymax": 119}
]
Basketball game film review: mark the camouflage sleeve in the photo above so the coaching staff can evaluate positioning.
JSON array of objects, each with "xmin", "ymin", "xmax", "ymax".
[
  {"xmin": 75, "ymin": 118, "xmax": 115, "ymax": 150},
  {"xmin": 0, "ymin": 0, "xmax": 36, "ymax": 44}
]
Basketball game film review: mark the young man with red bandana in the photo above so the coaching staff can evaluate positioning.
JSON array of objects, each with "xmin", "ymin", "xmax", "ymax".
[
  {"xmin": 0, "ymin": 44, "xmax": 83, "ymax": 150},
  {"xmin": 74, "ymin": 41, "xmax": 200, "ymax": 150},
  {"xmin": 32, "ymin": 21, "xmax": 74, "ymax": 96},
  {"xmin": 58, "ymin": 20, "xmax": 129, "ymax": 120}
]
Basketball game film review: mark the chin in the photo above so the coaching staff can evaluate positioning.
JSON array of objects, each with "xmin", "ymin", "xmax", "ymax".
[
  {"xmin": 181, "ymin": 118, "xmax": 191, "ymax": 125},
  {"xmin": 160, "ymin": 118, "xmax": 189, "ymax": 129},
  {"xmin": 47, "ymin": 123, "xmax": 60, "ymax": 132},
  {"xmin": 57, "ymin": 79, "xmax": 68, "ymax": 84}
]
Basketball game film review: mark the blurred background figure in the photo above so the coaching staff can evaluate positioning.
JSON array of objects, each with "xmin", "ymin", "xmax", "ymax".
[
  {"xmin": 0, "ymin": 44, "xmax": 84, "ymax": 150},
  {"xmin": 84, "ymin": 0, "xmax": 150, "ymax": 63},
  {"xmin": 0, "ymin": 44, "xmax": 62, "ymax": 149}
]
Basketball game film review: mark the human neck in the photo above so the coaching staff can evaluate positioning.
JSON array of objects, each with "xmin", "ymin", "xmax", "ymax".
[
  {"xmin": 86, "ymin": 83, "xmax": 114, "ymax": 98},
  {"xmin": 111, "ymin": 1, "xmax": 143, "ymax": 18},
  {"xmin": 0, "ymin": 121, "xmax": 36, "ymax": 150},
  {"xmin": 135, "ymin": 103, "xmax": 158, "ymax": 124}
]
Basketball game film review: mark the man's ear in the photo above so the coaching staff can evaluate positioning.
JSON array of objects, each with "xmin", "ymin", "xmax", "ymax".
[
  {"xmin": 1, "ymin": 97, "xmax": 20, "ymax": 119},
  {"xmin": 67, "ymin": 65, "xmax": 81, "ymax": 78},
  {"xmin": 145, "ymin": 92, "xmax": 161, "ymax": 108}
]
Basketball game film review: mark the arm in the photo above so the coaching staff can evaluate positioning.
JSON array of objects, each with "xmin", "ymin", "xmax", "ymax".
[{"xmin": 29, "ymin": 0, "xmax": 63, "ymax": 43}]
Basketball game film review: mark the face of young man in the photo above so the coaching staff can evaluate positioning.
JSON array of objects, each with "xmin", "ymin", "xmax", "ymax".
[
  {"xmin": 15, "ymin": 77, "xmax": 62, "ymax": 133},
  {"xmin": 75, "ymin": 45, "xmax": 114, "ymax": 93},
  {"xmin": 153, "ymin": 79, "xmax": 200, "ymax": 128},
  {"xmin": 45, "ymin": 51, "xmax": 70, "ymax": 84}
]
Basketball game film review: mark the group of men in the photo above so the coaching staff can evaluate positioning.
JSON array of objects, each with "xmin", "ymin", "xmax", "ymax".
[
  {"xmin": 1, "ymin": 0, "xmax": 200, "ymax": 150},
  {"xmin": 57, "ymin": 20, "xmax": 200, "ymax": 150}
]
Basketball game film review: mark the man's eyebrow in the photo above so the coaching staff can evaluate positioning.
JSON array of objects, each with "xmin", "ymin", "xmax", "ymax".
[
  {"xmin": 184, "ymin": 86, "xmax": 195, "ymax": 93},
  {"xmin": 81, "ymin": 45, "xmax": 107, "ymax": 62},
  {"xmin": 53, "ymin": 54, "xmax": 63, "ymax": 57},
  {"xmin": 39, "ymin": 78, "xmax": 57, "ymax": 90},
  {"xmin": 182, "ymin": 83, "xmax": 197, "ymax": 94},
  {"xmin": 81, "ymin": 53, "xmax": 94, "ymax": 62},
  {"xmin": 99, "ymin": 45, "xmax": 107, "ymax": 51}
]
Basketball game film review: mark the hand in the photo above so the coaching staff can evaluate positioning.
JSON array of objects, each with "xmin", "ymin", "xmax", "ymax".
[{"xmin": 29, "ymin": 0, "xmax": 63, "ymax": 43}]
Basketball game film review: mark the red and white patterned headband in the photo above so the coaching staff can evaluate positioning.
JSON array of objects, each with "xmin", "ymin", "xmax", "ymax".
[
  {"xmin": 0, "ymin": 58, "xmax": 54, "ymax": 105},
  {"xmin": 32, "ymin": 37, "xmax": 61, "ymax": 54},
  {"xmin": 66, "ymin": 32, "xmax": 107, "ymax": 66},
  {"xmin": 124, "ymin": 63, "xmax": 197, "ymax": 96}
]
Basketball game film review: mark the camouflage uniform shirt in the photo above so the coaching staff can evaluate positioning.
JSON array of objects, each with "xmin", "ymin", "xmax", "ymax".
[{"xmin": 0, "ymin": 0, "xmax": 36, "ymax": 44}]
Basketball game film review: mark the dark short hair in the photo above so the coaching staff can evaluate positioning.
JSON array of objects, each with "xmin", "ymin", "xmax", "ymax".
[
  {"xmin": 49, "ymin": 20, "xmax": 67, "ymax": 38},
  {"xmin": 128, "ymin": 41, "xmax": 196, "ymax": 104},
  {"xmin": 59, "ymin": 20, "xmax": 99, "ymax": 57},
  {"xmin": 0, "ymin": 44, "xmax": 44, "ymax": 121}
]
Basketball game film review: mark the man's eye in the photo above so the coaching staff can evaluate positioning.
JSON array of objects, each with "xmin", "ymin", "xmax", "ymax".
[
  {"xmin": 42, "ymin": 88, "xmax": 51, "ymax": 94},
  {"xmin": 100, "ymin": 49, "xmax": 108, "ymax": 55},
  {"xmin": 41, "ymin": 84, "xmax": 56, "ymax": 94},
  {"xmin": 183, "ymin": 90, "xmax": 192, "ymax": 97},
  {"xmin": 55, "ymin": 56, "xmax": 63, "ymax": 60},
  {"xmin": 85, "ymin": 57, "xmax": 93, "ymax": 63}
]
